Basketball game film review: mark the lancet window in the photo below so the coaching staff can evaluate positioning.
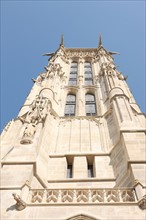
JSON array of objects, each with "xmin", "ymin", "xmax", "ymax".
[
  {"xmin": 64, "ymin": 94, "xmax": 76, "ymax": 116},
  {"xmin": 84, "ymin": 62, "xmax": 93, "ymax": 85},
  {"xmin": 85, "ymin": 93, "xmax": 96, "ymax": 116},
  {"xmin": 68, "ymin": 62, "xmax": 78, "ymax": 85}
]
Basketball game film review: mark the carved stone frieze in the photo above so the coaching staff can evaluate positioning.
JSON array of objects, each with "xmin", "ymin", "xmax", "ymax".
[
  {"xmin": 62, "ymin": 190, "xmax": 74, "ymax": 203},
  {"xmin": 46, "ymin": 190, "xmax": 59, "ymax": 203},
  {"xmin": 65, "ymin": 49, "xmax": 97, "ymax": 59},
  {"xmin": 91, "ymin": 190, "xmax": 104, "ymax": 202},
  {"xmin": 106, "ymin": 190, "xmax": 119, "ymax": 202},
  {"xmin": 28, "ymin": 188, "xmax": 136, "ymax": 205},
  {"xmin": 76, "ymin": 190, "xmax": 88, "ymax": 202},
  {"xmin": 31, "ymin": 190, "xmax": 44, "ymax": 203}
]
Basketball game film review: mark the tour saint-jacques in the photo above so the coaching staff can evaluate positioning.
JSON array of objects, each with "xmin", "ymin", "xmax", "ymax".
[{"xmin": 1, "ymin": 36, "xmax": 146, "ymax": 220}]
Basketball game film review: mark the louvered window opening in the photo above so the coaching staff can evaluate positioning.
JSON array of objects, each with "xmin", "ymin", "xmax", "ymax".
[
  {"xmin": 65, "ymin": 94, "xmax": 76, "ymax": 116},
  {"xmin": 84, "ymin": 62, "xmax": 93, "ymax": 85},
  {"xmin": 86, "ymin": 94, "xmax": 96, "ymax": 116},
  {"xmin": 69, "ymin": 62, "xmax": 78, "ymax": 85}
]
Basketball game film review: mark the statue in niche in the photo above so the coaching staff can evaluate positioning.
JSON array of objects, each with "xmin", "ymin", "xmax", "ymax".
[
  {"xmin": 20, "ymin": 95, "xmax": 51, "ymax": 144},
  {"xmin": 12, "ymin": 193, "xmax": 26, "ymax": 211}
]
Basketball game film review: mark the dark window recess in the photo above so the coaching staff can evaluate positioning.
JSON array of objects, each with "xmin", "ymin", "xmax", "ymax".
[
  {"xmin": 88, "ymin": 165, "xmax": 94, "ymax": 178},
  {"xmin": 67, "ymin": 165, "xmax": 73, "ymax": 178}
]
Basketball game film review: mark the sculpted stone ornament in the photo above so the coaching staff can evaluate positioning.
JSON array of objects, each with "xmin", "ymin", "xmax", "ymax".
[
  {"xmin": 32, "ymin": 72, "xmax": 46, "ymax": 85},
  {"xmin": 101, "ymin": 62, "xmax": 116, "ymax": 71},
  {"xmin": 46, "ymin": 63, "xmax": 65, "ymax": 79},
  {"xmin": 138, "ymin": 195, "xmax": 146, "ymax": 210},
  {"xmin": 116, "ymin": 71, "xmax": 128, "ymax": 81},
  {"xmin": 12, "ymin": 193, "xmax": 26, "ymax": 211},
  {"xmin": 20, "ymin": 95, "xmax": 50, "ymax": 144}
]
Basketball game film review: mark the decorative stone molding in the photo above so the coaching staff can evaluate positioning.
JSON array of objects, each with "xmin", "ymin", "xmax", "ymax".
[
  {"xmin": 28, "ymin": 188, "xmax": 136, "ymax": 205},
  {"xmin": 65, "ymin": 48, "xmax": 98, "ymax": 59}
]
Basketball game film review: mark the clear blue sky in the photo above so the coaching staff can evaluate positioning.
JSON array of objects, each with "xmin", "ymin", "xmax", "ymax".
[{"xmin": 1, "ymin": 0, "xmax": 145, "ymax": 131}]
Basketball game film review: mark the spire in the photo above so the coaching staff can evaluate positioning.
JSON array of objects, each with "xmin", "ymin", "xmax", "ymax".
[
  {"xmin": 98, "ymin": 34, "xmax": 102, "ymax": 47},
  {"xmin": 60, "ymin": 34, "xmax": 64, "ymax": 47}
]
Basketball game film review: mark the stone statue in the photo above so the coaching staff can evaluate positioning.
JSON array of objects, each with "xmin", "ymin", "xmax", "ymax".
[
  {"xmin": 20, "ymin": 95, "xmax": 51, "ymax": 144},
  {"xmin": 12, "ymin": 193, "xmax": 26, "ymax": 211},
  {"xmin": 25, "ymin": 95, "xmax": 49, "ymax": 124}
]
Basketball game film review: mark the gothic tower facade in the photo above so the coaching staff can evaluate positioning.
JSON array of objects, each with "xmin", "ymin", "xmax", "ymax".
[{"xmin": 1, "ymin": 37, "xmax": 146, "ymax": 219}]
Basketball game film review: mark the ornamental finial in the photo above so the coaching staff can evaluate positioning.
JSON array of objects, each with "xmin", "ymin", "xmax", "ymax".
[
  {"xmin": 98, "ymin": 34, "xmax": 102, "ymax": 47},
  {"xmin": 60, "ymin": 34, "xmax": 64, "ymax": 47}
]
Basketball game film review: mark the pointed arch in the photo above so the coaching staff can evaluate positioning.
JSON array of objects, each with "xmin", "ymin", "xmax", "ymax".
[{"xmin": 67, "ymin": 214, "xmax": 99, "ymax": 220}]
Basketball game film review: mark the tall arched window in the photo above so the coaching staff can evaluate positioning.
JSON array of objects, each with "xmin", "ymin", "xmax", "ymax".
[
  {"xmin": 84, "ymin": 62, "xmax": 93, "ymax": 85},
  {"xmin": 64, "ymin": 94, "xmax": 76, "ymax": 116},
  {"xmin": 68, "ymin": 62, "xmax": 78, "ymax": 85},
  {"xmin": 85, "ymin": 94, "xmax": 96, "ymax": 116}
]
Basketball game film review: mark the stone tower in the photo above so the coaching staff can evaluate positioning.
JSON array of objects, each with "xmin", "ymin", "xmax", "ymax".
[{"xmin": 1, "ymin": 36, "xmax": 146, "ymax": 220}]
